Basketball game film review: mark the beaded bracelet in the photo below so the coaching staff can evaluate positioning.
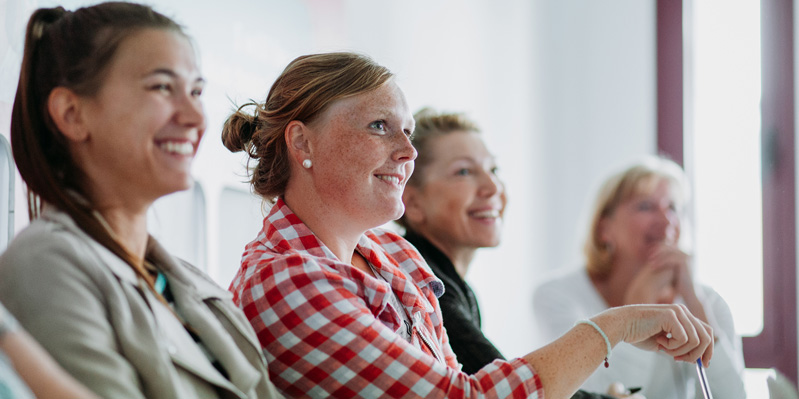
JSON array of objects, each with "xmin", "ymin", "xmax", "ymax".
[{"xmin": 576, "ymin": 319, "xmax": 611, "ymax": 368}]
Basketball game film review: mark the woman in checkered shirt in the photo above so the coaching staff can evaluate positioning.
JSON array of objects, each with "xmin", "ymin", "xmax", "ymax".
[{"xmin": 223, "ymin": 51, "xmax": 714, "ymax": 399}]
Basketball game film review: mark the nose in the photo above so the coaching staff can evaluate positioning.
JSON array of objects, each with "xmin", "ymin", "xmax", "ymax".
[
  {"xmin": 175, "ymin": 91, "xmax": 206, "ymax": 129},
  {"xmin": 393, "ymin": 131, "xmax": 417, "ymax": 162},
  {"xmin": 655, "ymin": 204, "xmax": 680, "ymax": 230},
  {"xmin": 478, "ymin": 170, "xmax": 503, "ymax": 198}
]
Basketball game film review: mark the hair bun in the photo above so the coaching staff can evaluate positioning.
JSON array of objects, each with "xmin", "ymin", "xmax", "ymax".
[{"xmin": 221, "ymin": 102, "xmax": 261, "ymax": 153}]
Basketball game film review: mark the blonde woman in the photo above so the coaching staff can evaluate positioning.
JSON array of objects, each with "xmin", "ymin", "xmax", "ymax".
[{"xmin": 534, "ymin": 157, "xmax": 746, "ymax": 399}]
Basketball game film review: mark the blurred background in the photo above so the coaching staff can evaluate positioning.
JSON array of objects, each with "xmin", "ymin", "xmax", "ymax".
[{"xmin": 0, "ymin": 0, "xmax": 791, "ymax": 397}]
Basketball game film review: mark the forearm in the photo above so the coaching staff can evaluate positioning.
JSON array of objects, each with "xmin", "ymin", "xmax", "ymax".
[
  {"xmin": 523, "ymin": 310, "xmax": 624, "ymax": 399},
  {"xmin": 1, "ymin": 331, "xmax": 98, "ymax": 399},
  {"xmin": 524, "ymin": 303, "xmax": 713, "ymax": 399}
]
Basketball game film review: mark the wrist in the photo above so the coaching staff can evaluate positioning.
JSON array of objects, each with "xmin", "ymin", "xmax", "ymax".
[
  {"xmin": 575, "ymin": 319, "xmax": 612, "ymax": 368},
  {"xmin": 591, "ymin": 308, "xmax": 627, "ymax": 347}
]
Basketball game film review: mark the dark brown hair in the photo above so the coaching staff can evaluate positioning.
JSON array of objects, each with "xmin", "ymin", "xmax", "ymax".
[
  {"xmin": 221, "ymin": 52, "xmax": 394, "ymax": 202},
  {"xmin": 11, "ymin": 2, "xmax": 185, "ymax": 293}
]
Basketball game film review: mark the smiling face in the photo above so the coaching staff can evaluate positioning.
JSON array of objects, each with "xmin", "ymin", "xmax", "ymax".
[
  {"xmin": 73, "ymin": 28, "xmax": 205, "ymax": 207},
  {"xmin": 403, "ymin": 131, "xmax": 507, "ymax": 254},
  {"xmin": 305, "ymin": 80, "xmax": 416, "ymax": 229},
  {"xmin": 600, "ymin": 178, "xmax": 681, "ymax": 263}
]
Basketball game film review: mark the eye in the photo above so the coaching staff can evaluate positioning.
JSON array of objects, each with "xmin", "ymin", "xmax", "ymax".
[
  {"xmin": 404, "ymin": 129, "xmax": 414, "ymax": 138},
  {"xmin": 369, "ymin": 120, "xmax": 387, "ymax": 133},
  {"xmin": 149, "ymin": 83, "xmax": 172, "ymax": 93},
  {"xmin": 190, "ymin": 87, "xmax": 203, "ymax": 97},
  {"xmin": 456, "ymin": 168, "xmax": 472, "ymax": 176},
  {"xmin": 490, "ymin": 166, "xmax": 500, "ymax": 175},
  {"xmin": 636, "ymin": 201, "xmax": 655, "ymax": 211}
]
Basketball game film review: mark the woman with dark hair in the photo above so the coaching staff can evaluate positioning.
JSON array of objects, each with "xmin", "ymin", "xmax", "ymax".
[
  {"xmin": 0, "ymin": 3, "xmax": 281, "ymax": 398},
  {"xmin": 224, "ymin": 51, "xmax": 713, "ymax": 399}
]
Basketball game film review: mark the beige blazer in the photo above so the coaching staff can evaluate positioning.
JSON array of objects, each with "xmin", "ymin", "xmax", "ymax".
[{"xmin": 0, "ymin": 208, "xmax": 283, "ymax": 399}]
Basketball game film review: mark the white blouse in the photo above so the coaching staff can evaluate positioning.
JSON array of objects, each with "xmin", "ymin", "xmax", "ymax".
[{"xmin": 533, "ymin": 268, "xmax": 747, "ymax": 399}]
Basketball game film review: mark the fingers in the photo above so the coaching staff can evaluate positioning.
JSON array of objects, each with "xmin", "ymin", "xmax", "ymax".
[
  {"xmin": 658, "ymin": 304, "xmax": 714, "ymax": 363},
  {"xmin": 648, "ymin": 244, "xmax": 689, "ymax": 270},
  {"xmin": 625, "ymin": 265, "xmax": 677, "ymax": 304}
]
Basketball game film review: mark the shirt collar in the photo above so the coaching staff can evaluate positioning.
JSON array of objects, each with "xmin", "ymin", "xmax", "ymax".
[{"xmin": 261, "ymin": 198, "xmax": 444, "ymax": 307}]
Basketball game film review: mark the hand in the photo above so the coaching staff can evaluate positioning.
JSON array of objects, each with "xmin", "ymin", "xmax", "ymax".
[
  {"xmin": 650, "ymin": 244, "xmax": 695, "ymax": 299},
  {"xmin": 623, "ymin": 256, "xmax": 676, "ymax": 305},
  {"xmin": 648, "ymin": 245, "xmax": 710, "ymax": 323},
  {"xmin": 602, "ymin": 304, "xmax": 714, "ymax": 365},
  {"xmin": 606, "ymin": 382, "xmax": 646, "ymax": 399}
]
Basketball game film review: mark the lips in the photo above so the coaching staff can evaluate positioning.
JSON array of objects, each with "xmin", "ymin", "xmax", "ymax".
[
  {"xmin": 155, "ymin": 134, "xmax": 198, "ymax": 157},
  {"xmin": 470, "ymin": 209, "xmax": 500, "ymax": 218},
  {"xmin": 375, "ymin": 171, "xmax": 407, "ymax": 188},
  {"xmin": 375, "ymin": 175, "xmax": 400, "ymax": 184},
  {"xmin": 468, "ymin": 207, "xmax": 502, "ymax": 219},
  {"xmin": 645, "ymin": 228, "xmax": 678, "ymax": 243}
]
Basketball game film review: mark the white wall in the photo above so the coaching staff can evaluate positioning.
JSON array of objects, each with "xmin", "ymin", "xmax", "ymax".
[
  {"xmin": 522, "ymin": 0, "xmax": 656, "ymax": 349},
  {"xmin": 0, "ymin": 0, "xmax": 656, "ymax": 359}
]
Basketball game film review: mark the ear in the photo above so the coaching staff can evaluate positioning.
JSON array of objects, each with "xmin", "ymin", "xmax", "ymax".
[
  {"xmin": 284, "ymin": 120, "xmax": 312, "ymax": 166},
  {"xmin": 597, "ymin": 216, "xmax": 613, "ymax": 246},
  {"xmin": 402, "ymin": 185, "xmax": 426, "ymax": 226},
  {"xmin": 47, "ymin": 87, "xmax": 90, "ymax": 142}
]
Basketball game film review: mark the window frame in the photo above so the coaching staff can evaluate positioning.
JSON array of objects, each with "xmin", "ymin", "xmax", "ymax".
[{"xmin": 657, "ymin": 0, "xmax": 798, "ymax": 384}]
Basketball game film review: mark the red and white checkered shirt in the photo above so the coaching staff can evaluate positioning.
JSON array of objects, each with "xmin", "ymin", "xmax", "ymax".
[{"xmin": 230, "ymin": 199, "xmax": 543, "ymax": 398}]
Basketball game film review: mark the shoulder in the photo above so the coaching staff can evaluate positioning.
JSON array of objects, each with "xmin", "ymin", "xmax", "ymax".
[
  {"xmin": 231, "ymin": 239, "xmax": 355, "ymax": 308},
  {"xmin": 366, "ymin": 228, "xmax": 444, "ymax": 297},
  {"xmin": 0, "ymin": 210, "xmax": 142, "ymax": 324},
  {"xmin": 365, "ymin": 228, "xmax": 422, "ymax": 259},
  {"xmin": 0, "ymin": 216, "xmax": 103, "ymax": 285},
  {"xmin": 694, "ymin": 283, "xmax": 735, "ymax": 317}
]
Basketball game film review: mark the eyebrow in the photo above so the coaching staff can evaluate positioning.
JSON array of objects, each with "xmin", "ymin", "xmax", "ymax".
[
  {"xmin": 144, "ymin": 68, "xmax": 205, "ymax": 84},
  {"xmin": 449, "ymin": 155, "xmax": 497, "ymax": 164}
]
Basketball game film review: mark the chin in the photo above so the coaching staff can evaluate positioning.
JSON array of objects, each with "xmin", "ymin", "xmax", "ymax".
[
  {"xmin": 481, "ymin": 239, "xmax": 502, "ymax": 249},
  {"xmin": 160, "ymin": 179, "xmax": 194, "ymax": 197},
  {"xmin": 384, "ymin": 202, "xmax": 405, "ymax": 221}
]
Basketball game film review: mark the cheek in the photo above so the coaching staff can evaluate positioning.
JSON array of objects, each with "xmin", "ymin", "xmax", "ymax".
[
  {"xmin": 405, "ymin": 162, "xmax": 415, "ymax": 178},
  {"xmin": 437, "ymin": 186, "xmax": 473, "ymax": 215}
]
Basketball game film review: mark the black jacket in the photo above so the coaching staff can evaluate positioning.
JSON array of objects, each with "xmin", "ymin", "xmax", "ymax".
[{"xmin": 404, "ymin": 230, "xmax": 615, "ymax": 399}]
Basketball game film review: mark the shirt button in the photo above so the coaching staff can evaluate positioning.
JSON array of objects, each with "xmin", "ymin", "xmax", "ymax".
[{"xmin": 167, "ymin": 344, "xmax": 177, "ymax": 355}]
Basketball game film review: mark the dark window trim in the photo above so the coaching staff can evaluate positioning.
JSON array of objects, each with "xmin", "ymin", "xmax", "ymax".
[
  {"xmin": 657, "ymin": 0, "xmax": 684, "ymax": 166},
  {"xmin": 657, "ymin": 0, "xmax": 797, "ymax": 385}
]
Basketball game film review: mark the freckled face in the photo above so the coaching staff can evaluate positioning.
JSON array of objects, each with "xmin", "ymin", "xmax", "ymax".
[{"xmin": 306, "ymin": 81, "xmax": 416, "ymax": 230}]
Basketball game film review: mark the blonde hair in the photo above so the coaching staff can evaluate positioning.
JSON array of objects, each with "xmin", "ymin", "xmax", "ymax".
[
  {"xmin": 396, "ymin": 108, "xmax": 481, "ymax": 229},
  {"xmin": 221, "ymin": 52, "xmax": 394, "ymax": 201},
  {"xmin": 584, "ymin": 156, "xmax": 688, "ymax": 279}
]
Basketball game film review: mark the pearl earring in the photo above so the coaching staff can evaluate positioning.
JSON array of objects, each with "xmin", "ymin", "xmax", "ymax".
[{"xmin": 302, "ymin": 159, "xmax": 312, "ymax": 169}]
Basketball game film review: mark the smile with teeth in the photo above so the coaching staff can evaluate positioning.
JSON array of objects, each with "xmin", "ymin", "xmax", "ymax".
[
  {"xmin": 376, "ymin": 175, "xmax": 400, "ymax": 184},
  {"xmin": 470, "ymin": 209, "xmax": 501, "ymax": 218},
  {"xmin": 158, "ymin": 141, "xmax": 194, "ymax": 156}
]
